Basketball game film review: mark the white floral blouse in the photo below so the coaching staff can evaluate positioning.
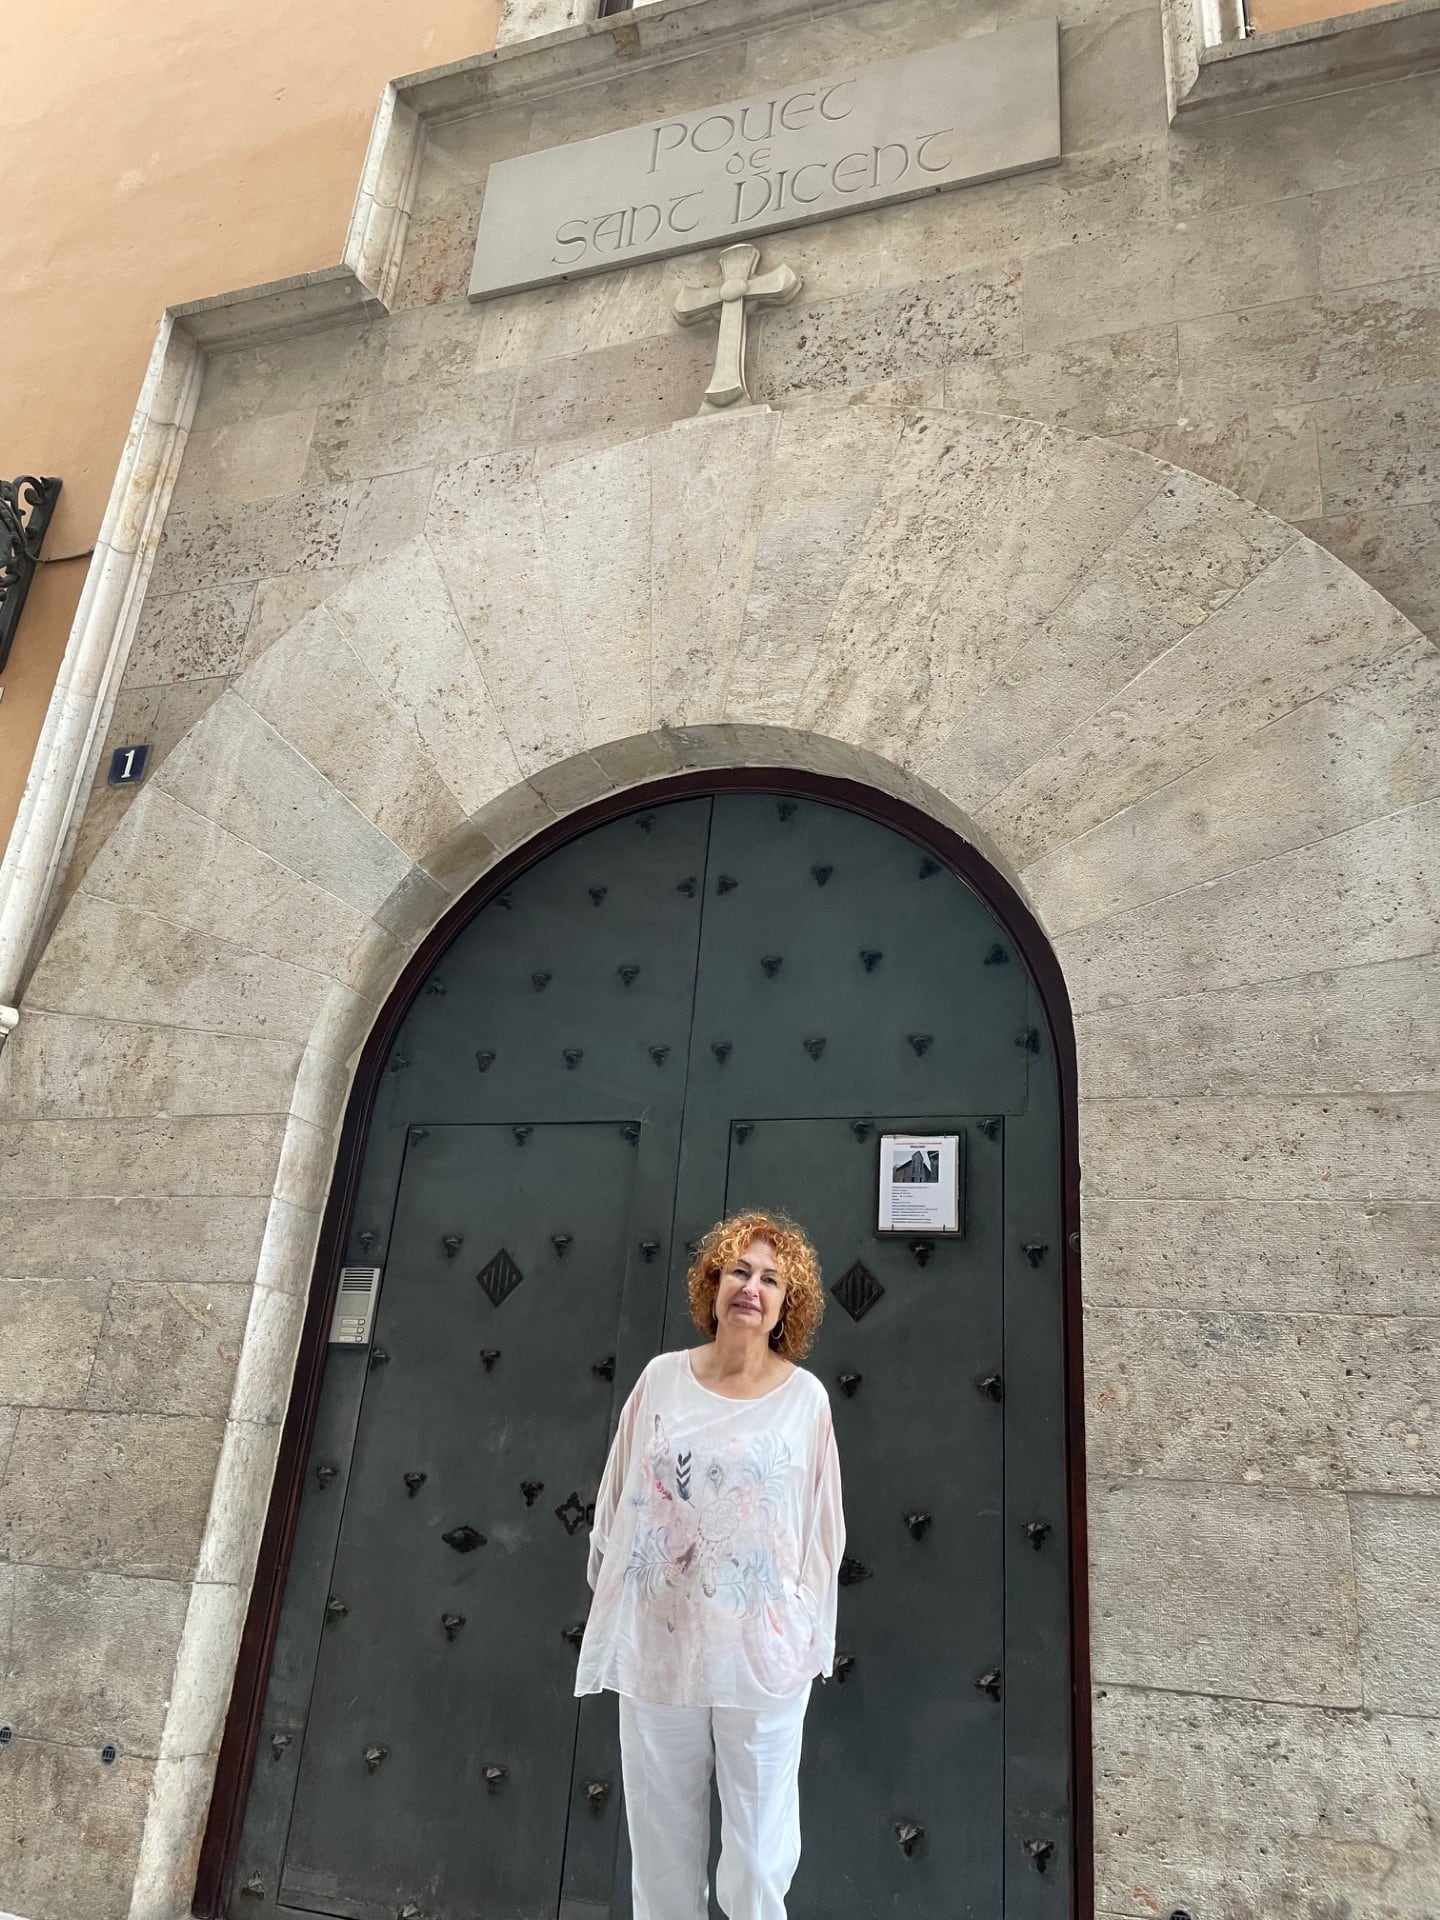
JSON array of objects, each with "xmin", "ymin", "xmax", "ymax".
[{"xmin": 574, "ymin": 1349, "xmax": 846, "ymax": 1708}]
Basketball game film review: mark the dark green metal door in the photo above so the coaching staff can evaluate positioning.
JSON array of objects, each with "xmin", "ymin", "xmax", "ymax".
[{"xmin": 227, "ymin": 791, "xmax": 1071, "ymax": 1920}]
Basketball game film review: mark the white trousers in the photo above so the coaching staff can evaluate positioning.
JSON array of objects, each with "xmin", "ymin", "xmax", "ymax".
[{"xmin": 618, "ymin": 1685, "xmax": 811, "ymax": 1920}]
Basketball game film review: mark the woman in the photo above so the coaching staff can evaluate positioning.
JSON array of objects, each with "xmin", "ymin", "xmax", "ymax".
[{"xmin": 575, "ymin": 1210, "xmax": 845, "ymax": 1920}]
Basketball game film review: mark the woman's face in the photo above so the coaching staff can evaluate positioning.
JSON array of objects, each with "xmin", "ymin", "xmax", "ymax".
[{"xmin": 714, "ymin": 1236, "xmax": 786, "ymax": 1343}]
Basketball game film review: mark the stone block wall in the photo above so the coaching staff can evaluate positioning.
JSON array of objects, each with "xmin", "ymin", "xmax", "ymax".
[
  {"xmin": 69, "ymin": 0, "xmax": 1440, "ymax": 910},
  {"xmin": 2, "ymin": 1, "xmax": 1437, "ymax": 1915}
]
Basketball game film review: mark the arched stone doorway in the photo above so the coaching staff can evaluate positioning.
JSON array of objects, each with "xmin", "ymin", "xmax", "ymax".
[
  {"xmin": 4, "ymin": 402, "xmax": 1430, "ymax": 1920},
  {"xmin": 202, "ymin": 772, "xmax": 1084, "ymax": 1919}
]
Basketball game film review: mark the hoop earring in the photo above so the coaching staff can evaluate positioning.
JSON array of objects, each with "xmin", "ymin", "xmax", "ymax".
[{"xmin": 770, "ymin": 1316, "xmax": 787, "ymax": 1348}]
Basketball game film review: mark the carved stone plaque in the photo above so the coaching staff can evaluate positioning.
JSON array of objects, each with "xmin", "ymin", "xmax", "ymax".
[{"xmin": 468, "ymin": 20, "xmax": 1060, "ymax": 300}]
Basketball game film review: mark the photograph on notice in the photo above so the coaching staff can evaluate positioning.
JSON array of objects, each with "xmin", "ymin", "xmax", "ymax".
[{"xmin": 877, "ymin": 1132, "xmax": 963, "ymax": 1235}]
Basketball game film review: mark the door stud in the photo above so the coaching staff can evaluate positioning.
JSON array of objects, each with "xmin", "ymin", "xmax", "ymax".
[
  {"xmin": 859, "ymin": 950, "xmax": 883, "ymax": 972},
  {"xmin": 909, "ymin": 1240, "xmax": 935, "ymax": 1268},
  {"xmin": 551, "ymin": 1234, "xmax": 573, "ymax": 1258},
  {"xmin": 586, "ymin": 1780, "xmax": 612, "ymax": 1814},
  {"xmin": 802, "ymin": 1035, "xmax": 826, "ymax": 1060},
  {"xmin": 531, "ymin": 971, "xmax": 552, "ymax": 993},
  {"xmin": 907, "ymin": 1032, "xmax": 933, "ymax": 1056},
  {"xmin": 477, "ymin": 1248, "xmax": 524, "ymax": 1308},
  {"xmin": 442, "ymin": 1235, "xmax": 463, "ymax": 1259},
  {"xmin": 511, "ymin": 1126, "xmax": 533, "ymax": 1146},
  {"xmin": 639, "ymin": 1240, "xmax": 660, "ymax": 1262},
  {"xmin": 648, "ymin": 1044, "xmax": 670, "ymax": 1066},
  {"xmin": 520, "ymin": 1481, "xmax": 545, "ymax": 1506},
  {"xmin": 561, "ymin": 1621, "xmax": 587, "ymax": 1651},
  {"xmin": 893, "ymin": 1821, "xmax": 925, "ymax": 1857},
  {"xmin": 1023, "ymin": 1243, "xmax": 1050, "ymax": 1268},
  {"xmin": 555, "ymin": 1491, "xmax": 591, "ymax": 1535},
  {"xmin": 978, "ymin": 1117, "xmax": 1000, "ymax": 1140},
  {"xmin": 270, "ymin": 1732, "xmax": 293, "ymax": 1759},
  {"xmin": 562, "ymin": 1049, "xmax": 583, "ymax": 1070},
  {"xmin": 241, "ymin": 1873, "xmax": 266, "ymax": 1898},
  {"xmin": 592, "ymin": 1356, "xmax": 616, "ymax": 1381},
  {"xmin": 761, "ymin": 954, "xmax": 783, "ymax": 977},
  {"xmin": 838, "ymin": 1556, "xmax": 872, "ymax": 1586},
  {"xmin": 1024, "ymin": 1520, "xmax": 1052, "ymax": 1550},
  {"xmin": 851, "ymin": 1120, "xmax": 873, "ymax": 1141},
  {"xmin": 484, "ymin": 1765, "xmax": 507, "ymax": 1793},
  {"xmin": 618, "ymin": 963, "xmax": 641, "ymax": 986},
  {"xmin": 902, "ymin": 1511, "xmax": 933, "ymax": 1542},
  {"xmin": 918, "ymin": 857, "xmax": 941, "ymax": 878},
  {"xmin": 977, "ymin": 1373, "xmax": 1004, "ymax": 1402},
  {"xmin": 1015, "ymin": 1027, "xmax": 1041, "ymax": 1053},
  {"xmin": 831, "ymin": 1261, "xmax": 884, "ymax": 1322},
  {"xmin": 712, "ymin": 1041, "xmax": 733, "ymax": 1064},
  {"xmin": 363, "ymin": 1746, "xmax": 388, "ymax": 1773},
  {"xmin": 619, "ymin": 1123, "xmax": 641, "ymax": 1144},
  {"xmin": 976, "ymin": 1669, "xmax": 1002, "ymax": 1702},
  {"xmin": 811, "ymin": 865, "xmax": 833, "ymax": 886},
  {"xmin": 369, "ymin": 1346, "xmax": 391, "ymax": 1369},
  {"xmin": 836, "ymin": 1371, "xmax": 862, "ymax": 1398},
  {"xmin": 777, "ymin": 800, "xmax": 798, "ymax": 820},
  {"xmin": 325, "ymin": 1596, "xmax": 349, "ymax": 1621},
  {"xmin": 441, "ymin": 1614, "xmax": 466, "ymax": 1642},
  {"xmin": 833, "ymin": 1652, "xmax": 856, "ymax": 1683},
  {"xmin": 985, "ymin": 944, "xmax": 1009, "ymax": 965},
  {"xmin": 1025, "ymin": 1838, "xmax": 1055, "ymax": 1874},
  {"xmin": 316, "ymin": 1464, "xmax": 338, "ymax": 1489},
  {"xmin": 676, "ymin": 876, "xmax": 697, "ymax": 896},
  {"xmin": 733, "ymin": 1122, "xmax": 754, "ymax": 1143},
  {"xmin": 716, "ymin": 875, "xmax": 739, "ymax": 894},
  {"xmin": 588, "ymin": 886, "xmax": 608, "ymax": 907},
  {"xmin": 403, "ymin": 1472, "xmax": 427, "ymax": 1498},
  {"xmin": 442, "ymin": 1526, "xmax": 486, "ymax": 1553},
  {"xmin": 475, "ymin": 1050, "xmax": 497, "ymax": 1073},
  {"xmin": 480, "ymin": 1349, "xmax": 501, "ymax": 1372}
]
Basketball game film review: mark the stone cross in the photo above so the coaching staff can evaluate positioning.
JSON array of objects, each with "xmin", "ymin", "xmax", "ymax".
[{"xmin": 673, "ymin": 242, "xmax": 802, "ymax": 411}]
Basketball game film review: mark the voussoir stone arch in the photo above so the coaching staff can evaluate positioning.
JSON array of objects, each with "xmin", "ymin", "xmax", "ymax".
[{"xmin": 4, "ymin": 399, "xmax": 1436, "ymax": 1915}]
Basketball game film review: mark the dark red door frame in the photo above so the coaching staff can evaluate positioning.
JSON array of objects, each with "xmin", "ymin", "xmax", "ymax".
[{"xmin": 194, "ymin": 768, "xmax": 1091, "ymax": 1918}]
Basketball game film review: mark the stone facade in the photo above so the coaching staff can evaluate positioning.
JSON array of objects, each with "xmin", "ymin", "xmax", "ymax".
[{"xmin": 1, "ymin": 1, "xmax": 1437, "ymax": 1917}]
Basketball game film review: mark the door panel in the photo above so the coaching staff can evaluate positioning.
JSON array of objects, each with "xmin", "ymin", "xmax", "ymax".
[
  {"xmin": 678, "ymin": 791, "xmax": 1033, "ymax": 1132},
  {"xmin": 723, "ymin": 1117, "xmax": 1005, "ymax": 1919},
  {"xmin": 280, "ymin": 1123, "xmax": 651, "ymax": 1920}
]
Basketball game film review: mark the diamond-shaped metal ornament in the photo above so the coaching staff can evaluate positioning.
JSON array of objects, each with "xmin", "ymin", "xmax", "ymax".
[
  {"xmin": 476, "ymin": 1248, "xmax": 524, "ymax": 1308},
  {"xmin": 831, "ymin": 1260, "xmax": 885, "ymax": 1322}
]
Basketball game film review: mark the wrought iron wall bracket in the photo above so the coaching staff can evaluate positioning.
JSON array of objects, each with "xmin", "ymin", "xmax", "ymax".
[{"xmin": 0, "ymin": 476, "xmax": 62, "ymax": 673}]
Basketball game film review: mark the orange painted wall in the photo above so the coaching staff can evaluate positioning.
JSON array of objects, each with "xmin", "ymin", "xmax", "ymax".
[
  {"xmin": 0, "ymin": 0, "xmax": 502, "ymax": 848},
  {"xmin": 1247, "ymin": 0, "xmax": 1395, "ymax": 30}
]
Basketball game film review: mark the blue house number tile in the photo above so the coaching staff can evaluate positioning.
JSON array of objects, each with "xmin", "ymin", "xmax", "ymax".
[{"xmin": 107, "ymin": 744, "xmax": 150, "ymax": 786}]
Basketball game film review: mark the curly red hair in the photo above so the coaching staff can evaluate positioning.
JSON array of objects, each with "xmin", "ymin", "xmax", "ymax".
[{"xmin": 686, "ymin": 1209, "xmax": 824, "ymax": 1363}]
